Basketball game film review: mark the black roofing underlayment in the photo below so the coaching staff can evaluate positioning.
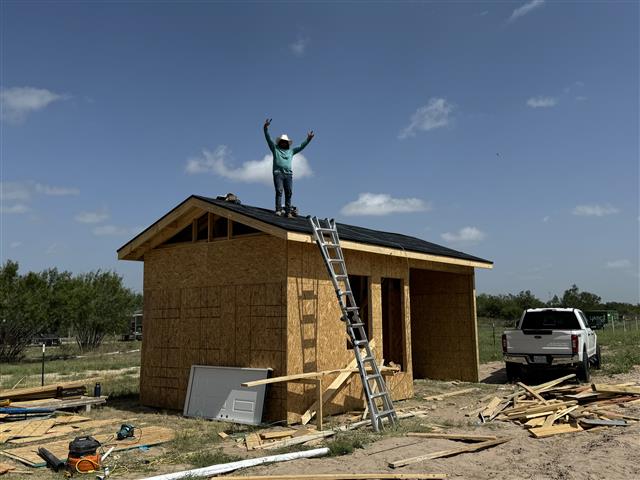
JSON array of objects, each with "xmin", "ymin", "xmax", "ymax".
[{"xmin": 193, "ymin": 195, "xmax": 492, "ymax": 265}]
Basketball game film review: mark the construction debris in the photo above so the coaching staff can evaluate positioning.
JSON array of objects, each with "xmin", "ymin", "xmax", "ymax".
[
  {"xmin": 389, "ymin": 437, "xmax": 510, "ymax": 468},
  {"xmin": 0, "ymin": 461, "xmax": 32, "ymax": 476},
  {"xmin": 478, "ymin": 374, "xmax": 639, "ymax": 437},
  {"xmin": 0, "ymin": 379, "xmax": 100, "ymax": 402},
  {"xmin": 423, "ymin": 387, "xmax": 479, "ymax": 401}
]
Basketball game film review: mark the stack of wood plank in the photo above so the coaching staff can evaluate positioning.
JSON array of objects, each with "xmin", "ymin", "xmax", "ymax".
[
  {"xmin": 478, "ymin": 374, "xmax": 640, "ymax": 437},
  {"xmin": 0, "ymin": 379, "xmax": 107, "ymax": 420}
]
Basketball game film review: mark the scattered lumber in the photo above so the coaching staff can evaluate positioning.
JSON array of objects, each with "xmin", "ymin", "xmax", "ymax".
[
  {"xmin": 423, "ymin": 387, "xmax": 478, "ymax": 401},
  {"xmin": 478, "ymin": 375, "xmax": 639, "ymax": 438},
  {"xmin": 0, "ymin": 425, "xmax": 175, "ymax": 467},
  {"xmin": 10, "ymin": 395, "xmax": 107, "ymax": 412},
  {"xmin": 260, "ymin": 429, "xmax": 297, "ymax": 439},
  {"xmin": 592, "ymin": 384, "xmax": 640, "ymax": 395},
  {"xmin": 407, "ymin": 433, "xmax": 498, "ymax": 442},
  {"xmin": 0, "ymin": 462, "xmax": 32, "ymax": 475},
  {"xmin": 389, "ymin": 437, "xmax": 510, "ymax": 468}
]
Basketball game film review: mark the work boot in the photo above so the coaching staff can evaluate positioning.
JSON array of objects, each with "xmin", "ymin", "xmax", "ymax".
[
  {"xmin": 275, "ymin": 210, "xmax": 284, "ymax": 216},
  {"xmin": 287, "ymin": 212, "xmax": 294, "ymax": 218}
]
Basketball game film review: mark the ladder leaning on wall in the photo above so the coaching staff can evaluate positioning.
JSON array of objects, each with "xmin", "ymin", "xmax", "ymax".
[{"xmin": 308, "ymin": 216, "xmax": 398, "ymax": 432}]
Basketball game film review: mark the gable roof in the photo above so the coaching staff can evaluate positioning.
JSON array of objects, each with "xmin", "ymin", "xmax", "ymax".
[{"xmin": 117, "ymin": 195, "xmax": 493, "ymax": 268}]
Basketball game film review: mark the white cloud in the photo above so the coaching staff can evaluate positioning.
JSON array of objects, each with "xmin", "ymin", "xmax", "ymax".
[
  {"xmin": 0, "ymin": 182, "xmax": 32, "ymax": 201},
  {"xmin": 75, "ymin": 209, "xmax": 109, "ymax": 224},
  {"xmin": 1, "ymin": 204, "xmax": 30, "ymax": 214},
  {"xmin": 9, "ymin": 241, "xmax": 22, "ymax": 249},
  {"xmin": 542, "ymin": 216, "xmax": 550, "ymax": 223},
  {"xmin": 572, "ymin": 204, "xmax": 619, "ymax": 217},
  {"xmin": 35, "ymin": 183, "xmax": 79, "ymax": 196},
  {"xmin": 606, "ymin": 259, "xmax": 631, "ymax": 269},
  {"xmin": 290, "ymin": 36, "xmax": 309, "ymax": 56},
  {"xmin": 507, "ymin": 0, "xmax": 545, "ymax": 23},
  {"xmin": 1, "ymin": 87, "xmax": 67, "ymax": 124},
  {"xmin": 92, "ymin": 225, "xmax": 143, "ymax": 237},
  {"xmin": 340, "ymin": 193, "xmax": 430, "ymax": 216},
  {"xmin": 186, "ymin": 145, "xmax": 313, "ymax": 185},
  {"xmin": 441, "ymin": 226, "xmax": 486, "ymax": 244},
  {"xmin": 526, "ymin": 96, "xmax": 557, "ymax": 108},
  {"xmin": 399, "ymin": 98, "xmax": 454, "ymax": 139},
  {"xmin": 479, "ymin": 10, "xmax": 489, "ymax": 16}
]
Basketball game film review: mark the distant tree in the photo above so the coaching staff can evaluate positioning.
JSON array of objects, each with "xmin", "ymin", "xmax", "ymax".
[
  {"xmin": 0, "ymin": 261, "xmax": 53, "ymax": 360},
  {"xmin": 560, "ymin": 284, "xmax": 602, "ymax": 310},
  {"xmin": 512, "ymin": 290, "xmax": 545, "ymax": 311},
  {"xmin": 66, "ymin": 270, "xmax": 137, "ymax": 351}
]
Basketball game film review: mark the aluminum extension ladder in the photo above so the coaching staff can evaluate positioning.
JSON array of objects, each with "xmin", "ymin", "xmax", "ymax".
[{"xmin": 308, "ymin": 216, "xmax": 398, "ymax": 431}]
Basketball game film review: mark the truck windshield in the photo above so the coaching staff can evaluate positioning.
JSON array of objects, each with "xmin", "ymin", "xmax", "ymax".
[{"xmin": 521, "ymin": 311, "xmax": 580, "ymax": 330}]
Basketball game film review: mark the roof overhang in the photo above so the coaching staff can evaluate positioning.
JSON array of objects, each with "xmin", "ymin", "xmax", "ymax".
[{"xmin": 117, "ymin": 196, "xmax": 493, "ymax": 270}]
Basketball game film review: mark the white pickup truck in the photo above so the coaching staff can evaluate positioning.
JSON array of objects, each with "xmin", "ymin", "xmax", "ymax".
[{"xmin": 502, "ymin": 308, "xmax": 601, "ymax": 382}]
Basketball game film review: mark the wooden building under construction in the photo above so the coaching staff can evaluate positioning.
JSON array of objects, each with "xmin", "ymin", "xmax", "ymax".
[{"xmin": 118, "ymin": 195, "xmax": 493, "ymax": 423}]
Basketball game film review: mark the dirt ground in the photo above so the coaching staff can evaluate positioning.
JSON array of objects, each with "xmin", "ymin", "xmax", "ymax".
[
  {"xmin": 2, "ymin": 363, "xmax": 639, "ymax": 479},
  {"xmin": 225, "ymin": 363, "xmax": 640, "ymax": 480}
]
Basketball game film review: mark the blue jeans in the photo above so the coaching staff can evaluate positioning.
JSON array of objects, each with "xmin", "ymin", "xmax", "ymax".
[{"xmin": 273, "ymin": 172, "xmax": 293, "ymax": 213}]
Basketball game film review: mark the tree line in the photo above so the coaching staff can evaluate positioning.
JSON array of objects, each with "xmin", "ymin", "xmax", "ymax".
[
  {"xmin": 0, "ymin": 260, "xmax": 141, "ymax": 361},
  {"xmin": 477, "ymin": 284, "xmax": 640, "ymax": 321}
]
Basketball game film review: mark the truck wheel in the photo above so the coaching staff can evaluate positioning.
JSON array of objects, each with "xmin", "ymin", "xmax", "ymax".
[
  {"xmin": 505, "ymin": 362, "xmax": 519, "ymax": 382},
  {"xmin": 593, "ymin": 345, "xmax": 602, "ymax": 370},
  {"xmin": 577, "ymin": 347, "xmax": 591, "ymax": 382}
]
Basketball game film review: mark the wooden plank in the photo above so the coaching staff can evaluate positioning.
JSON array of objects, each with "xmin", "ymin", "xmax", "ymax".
[
  {"xmin": 260, "ymin": 429, "xmax": 296, "ymax": 440},
  {"xmin": 258, "ymin": 430, "xmax": 336, "ymax": 450},
  {"xmin": 11, "ymin": 396, "xmax": 107, "ymax": 410},
  {"xmin": 480, "ymin": 397, "xmax": 501, "ymax": 419},
  {"xmin": 529, "ymin": 424, "xmax": 583, "ymax": 438},
  {"xmin": 242, "ymin": 365, "xmax": 398, "ymax": 388},
  {"xmin": 389, "ymin": 438, "xmax": 510, "ymax": 468},
  {"xmin": 517, "ymin": 382, "xmax": 549, "ymax": 404},
  {"xmin": 0, "ymin": 378, "xmax": 99, "ymax": 401},
  {"xmin": 0, "ymin": 426, "xmax": 175, "ymax": 467},
  {"xmin": 300, "ymin": 341, "xmax": 377, "ymax": 426},
  {"xmin": 531, "ymin": 374, "xmax": 576, "ymax": 393},
  {"xmin": 219, "ymin": 475, "xmax": 448, "ymax": 480},
  {"xmin": 592, "ymin": 384, "xmax": 640, "ymax": 395},
  {"xmin": 218, "ymin": 431, "xmax": 229, "ymax": 440},
  {"xmin": 406, "ymin": 433, "xmax": 498, "ymax": 442},
  {"xmin": 245, "ymin": 433, "xmax": 262, "ymax": 450},
  {"xmin": 424, "ymin": 388, "xmax": 478, "ymax": 401}
]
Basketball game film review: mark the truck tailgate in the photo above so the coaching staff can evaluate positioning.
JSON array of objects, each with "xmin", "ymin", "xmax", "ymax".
[{"xmin": 505, "ymin": 330, "xmax": 574, "ymax": 355}]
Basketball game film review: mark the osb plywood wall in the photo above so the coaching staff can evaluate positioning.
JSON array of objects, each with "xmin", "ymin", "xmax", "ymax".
[
  {"xmin": 141, "ymin": 235, "xmax": 288, "ymax": 420},
  {"xmin": 285, "ymin": 242, "xmax": 414, "ymax": 423},
  {"xmin": 409, "ymin": 268, "xmax": 479, "ymax": 382}
]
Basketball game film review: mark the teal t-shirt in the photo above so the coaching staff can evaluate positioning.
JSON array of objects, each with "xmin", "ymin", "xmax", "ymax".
[{"xmin": 264, "ymin": 126, "xmax": 311, "ymax": 174}]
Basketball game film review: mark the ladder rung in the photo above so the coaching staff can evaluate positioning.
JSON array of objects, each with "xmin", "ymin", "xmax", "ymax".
[
  {"xmin": 328, "ymin": 259, "xmax": 343, "ymax": 263},
  {"xmin": 348, "ymin": 322, "xmax": 365, "ymax": 328},
  {"xmin": 361, "ymin": 356, "xmax": 376, "ymax": 362},
  {"xmin": 317, "ymin": 228, "xmax": 335, "ymax": 233},
  {"xmin": 366, "ymin": 373, "xmax": 382, "ymax": 381},
  {"xmin": 370, "ymin": 392, "xmax": 389, "ymax": 399},
  {"xmin": 376, "ymin": 409, "xmax": 396, "ymax": 417},
  {"xmin": 353, "ymin": 340, "xmax": 368, "ymax": 346},
  {"xmin": 323, "ymin": 243, "xmax": 339, "ymax": 248}
]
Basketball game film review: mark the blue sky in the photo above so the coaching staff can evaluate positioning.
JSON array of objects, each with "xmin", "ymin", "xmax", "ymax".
[{"xmin": 1, "ymin": 1, "xmax": 638, "ymax": 302}]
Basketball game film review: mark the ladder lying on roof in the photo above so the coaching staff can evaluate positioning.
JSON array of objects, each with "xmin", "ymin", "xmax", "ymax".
[{"xmin": 308, "ymin": 216, "xmax": 398, "ymax": 431}]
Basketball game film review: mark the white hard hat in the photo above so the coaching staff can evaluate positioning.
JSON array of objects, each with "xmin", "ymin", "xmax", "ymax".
[{"xmin": 276, "ymin": 134, "xmax": 293, "ymax": 145}]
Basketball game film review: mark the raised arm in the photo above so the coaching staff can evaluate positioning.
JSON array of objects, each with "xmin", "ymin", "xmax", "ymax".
[
  {"xmin": 293, "ymin": 130, "xmax": 314, "ymax": 154},
  {"xmin": 263, "ymin": 118, "xmax": 275, "ymax": 152}
]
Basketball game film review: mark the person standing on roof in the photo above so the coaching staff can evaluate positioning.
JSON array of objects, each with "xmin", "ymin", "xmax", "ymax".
[{"xmin": 263, "ymin": 118, "xmax": 314, "ymax": 217}]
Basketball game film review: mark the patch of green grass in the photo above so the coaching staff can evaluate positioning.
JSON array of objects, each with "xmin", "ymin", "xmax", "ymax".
[
  {"xmin": 188, "ymin": 449, "xmax": 241, "ymax": 468},
  {"xmin": 326, "ymin": 431, "xmax": 371, "ymax": 456},
  {"xmin": 598, "ymin": 329, "xmax": 640, "ymax": 374}
]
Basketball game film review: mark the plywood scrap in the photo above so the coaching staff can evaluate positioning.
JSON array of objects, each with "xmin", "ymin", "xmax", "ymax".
[
  {"xmin": 218, "ymin": 431, "xmax": 229, "ymax": 439},
  {"xmin": 244, "ymin": 433, "xmax": 262, "ymax": 450},
  {"xmin": 0, "ymin": 462, "xmax": 32, "ymax": 475},
  {"xmin": 8, "ymin": 418, "xmax": 122, "ymax": 444},
  {"xmin": 389, "ymin": 437, "xmax": 510, "ymax": 468},
  {"xmin": 424, "ymin": 388, "xmax": 478, "ymax": 401},
  {"xmin": 0, "ymin": 425, "xmax": 175, "ymax": 467}
]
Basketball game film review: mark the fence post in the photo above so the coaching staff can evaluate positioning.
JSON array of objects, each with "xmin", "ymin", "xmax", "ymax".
[{"xmin": 492, "ymin": 322, "xmax": 496, "ymax": 350}]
